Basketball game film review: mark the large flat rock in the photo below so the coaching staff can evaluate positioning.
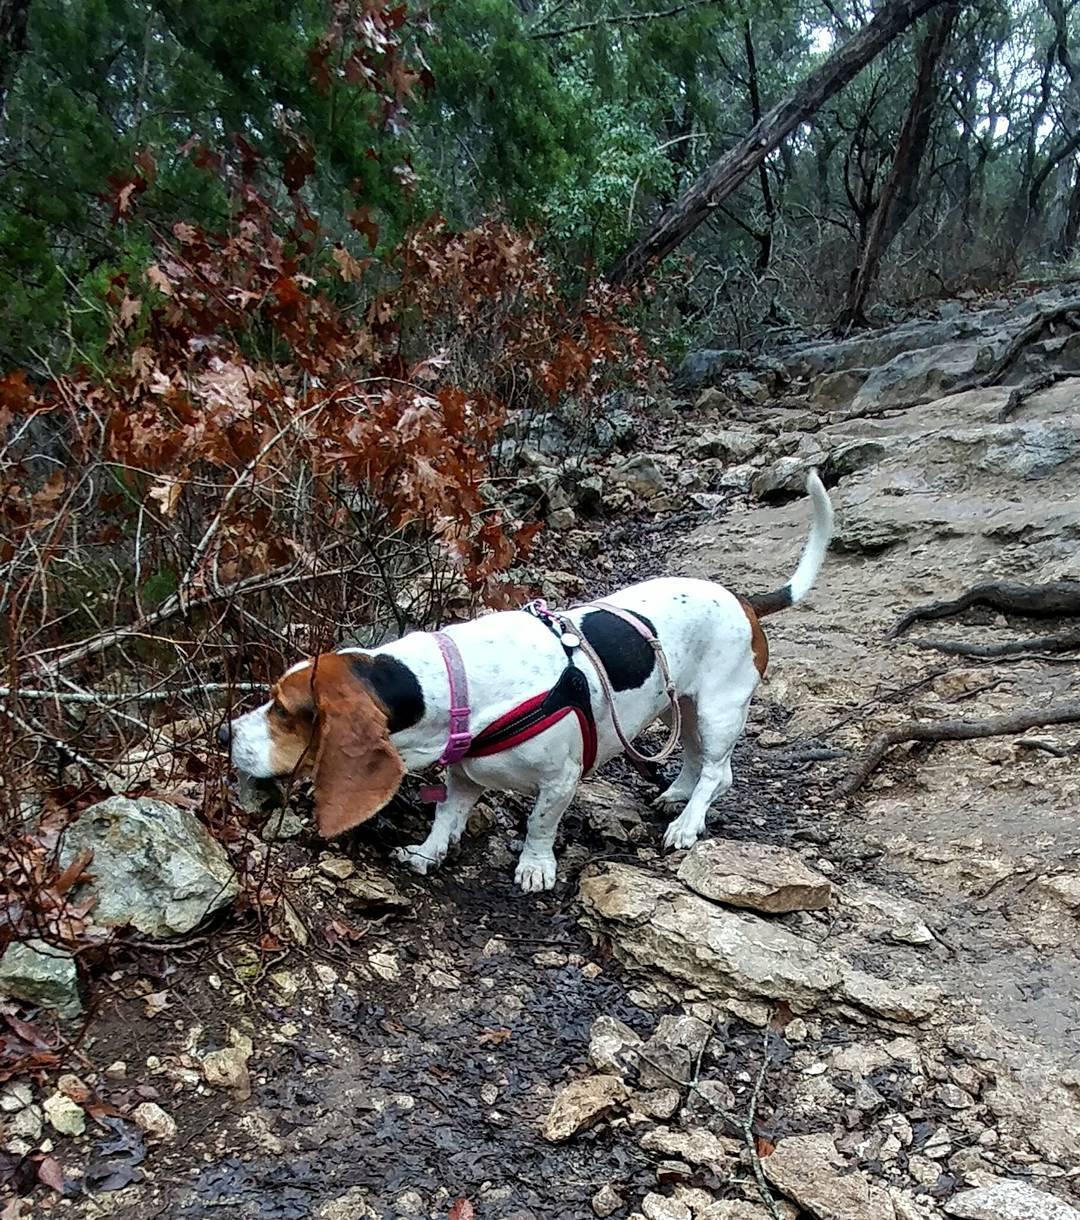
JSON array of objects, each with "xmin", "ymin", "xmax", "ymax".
[{"xmin": 579, "ymin": 864, "xmax": 940, "ymax": 1022}]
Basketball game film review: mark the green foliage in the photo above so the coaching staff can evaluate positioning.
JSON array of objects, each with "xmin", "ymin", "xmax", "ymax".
[{"xmin": 2, "ymin": 0, "xmax": 1080, "ymax": 364}]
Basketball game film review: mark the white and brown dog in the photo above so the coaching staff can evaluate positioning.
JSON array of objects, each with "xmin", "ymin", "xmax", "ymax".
[{"xmin": 220, "ymin": 472, "xmax": 833, "ymax": 892}]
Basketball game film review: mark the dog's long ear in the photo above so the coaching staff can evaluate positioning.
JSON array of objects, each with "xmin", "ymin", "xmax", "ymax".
[{"xmin": 310, "ymin": 655, "xmax": 405, "ymax": 837}]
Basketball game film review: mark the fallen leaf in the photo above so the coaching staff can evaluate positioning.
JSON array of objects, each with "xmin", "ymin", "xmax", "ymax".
[
  {"xmin": 477, "ymin": 1027, "xmax": 511, "ymax": 1046},
  {"xmin": 448, "ymin": 1201, "xmax": 474, "ymax": 1220},
  {"xmin": 143, "ymin": 991, "xmax": 172, "ymax": 1018},
  {"xmin": 147, "ymin": 475, "xmax": 185, "ymax": 518},
  {"xmin": 331, "ymin": 244, "xmax": 365, "ymax": 283},
  {"xmin": 756, "ymin": 1135, "xmax": 776, "ymax": 1158},
  {"xmin": 146, "ymin": 264, "xmax": 173, "ymax": 297},
  {"xmin": 36, "ymin": 1155, "xmax": 65, "ymax": 1193},
  {"xmin": 119, "ymin": 294, "xmax": 142, "ymax": 328}
]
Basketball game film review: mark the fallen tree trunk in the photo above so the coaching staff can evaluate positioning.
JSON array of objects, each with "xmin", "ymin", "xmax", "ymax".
[
  {"xmin": 842, "ymin": 700, "xmax": 1080, "ymax": 795},
  {"xmin": 889, "ymin": 579, "xmax": 1080, "ymax": 638},
  {"xmin": 607, "ymin": 0, "xmax": 953, "ymax": 286}
]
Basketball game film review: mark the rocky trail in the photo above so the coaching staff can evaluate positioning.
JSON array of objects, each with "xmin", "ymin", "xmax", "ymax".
[{"xmin": 4, "ymin": 284, "xmax": 1080, "ymax": 1220}]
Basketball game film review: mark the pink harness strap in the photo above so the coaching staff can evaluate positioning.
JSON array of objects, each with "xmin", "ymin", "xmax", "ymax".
[{"xmin": 433, "ymin": 631, "xmax": 472, "ymax": 765}]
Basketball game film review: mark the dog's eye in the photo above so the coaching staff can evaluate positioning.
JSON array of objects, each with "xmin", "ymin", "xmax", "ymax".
[{"xmin": 270, "ymin": 702, "xmax": 290, "ymax": 720}]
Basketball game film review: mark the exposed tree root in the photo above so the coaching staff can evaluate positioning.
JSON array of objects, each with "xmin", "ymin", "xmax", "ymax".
[
  {"xmin": 888, "ymin": 580, "xmax": 1080, "ymax": 638},
  {"xmin": 910, "ymin": 628, "xmax": 1080, "ymax": 657},
  {"xmin": 997, "ymin": 370, "xmax": 1060, "ymax": 422},
  {"xmin": 841, "ymin": 700, "xmax": 1080, "ymax": 795},
  {"xmin": 837, "ymin": 296, "xmax": 1080, "ymax": 423}
]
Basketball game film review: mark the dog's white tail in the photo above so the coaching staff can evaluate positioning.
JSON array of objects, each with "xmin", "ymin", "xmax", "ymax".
[{"xmin": 747, "ymin": 470, "xmax": 834, "ymax": 617}]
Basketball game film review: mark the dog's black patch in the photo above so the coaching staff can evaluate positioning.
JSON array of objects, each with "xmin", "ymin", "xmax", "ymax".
[
  {"xmin": 579, "ymin": 609, "xmax": 656, "ymax": 691},
  {"xmin": 350, "ymin": 654, "xmax": 425, "ymax": 734}
]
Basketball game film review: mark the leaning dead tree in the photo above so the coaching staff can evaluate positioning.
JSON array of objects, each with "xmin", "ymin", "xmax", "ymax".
[{"xmin": 607, "ymin": 0, "xmax": 956, "ymax": 286}]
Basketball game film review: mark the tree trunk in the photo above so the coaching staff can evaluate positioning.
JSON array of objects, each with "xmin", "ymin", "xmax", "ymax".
[
  {"xmin": 606, "ymin": 0, "xmax": 953, "ymax": 286},
  {"xmin": 1058, "ymin": 163, "xmax": 1080, "ymax": 257},
  {"xmin": 0, "ymin": 0, "xmax": 31, "ymax": 131},
  {"xmin": 743, "ymin": 21, "xmax": 775, "ymax": 271},
  {"xmin": 839, "ymin": 3, "xmax": 957, "ymax": 329}
]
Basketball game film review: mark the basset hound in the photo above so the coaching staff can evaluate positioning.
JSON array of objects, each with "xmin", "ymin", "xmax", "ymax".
[{"xmin": 220, "ymin": 472, "xmax": 833, "ymax": 892}]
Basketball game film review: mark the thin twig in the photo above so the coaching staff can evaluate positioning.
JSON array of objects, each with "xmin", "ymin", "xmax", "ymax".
[
  {"xmin": 532, "ymin": 0, "xmax": 721, "ymax": 39},
  {"xmin": 0, "ymin": 682, "xmax": 264, "ymax": 704},
  {"xmin": 633, "ymin": 1019, "xmax": 783, "ymax": 1220}
]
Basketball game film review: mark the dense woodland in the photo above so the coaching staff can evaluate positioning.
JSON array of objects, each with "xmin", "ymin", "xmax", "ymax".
[
  {"xmin": 4, "ymin": 5, "xmax": 1080, "ymax": 1210},
  {"xmin": 2, "ymin": 0, "xmax": 1080, "ymax": 364}
]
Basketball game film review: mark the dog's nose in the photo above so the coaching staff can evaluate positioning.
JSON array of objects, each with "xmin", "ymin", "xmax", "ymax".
[{"xmin": 216, "ymin": 722, "xmax": 231, "ymax": 749}]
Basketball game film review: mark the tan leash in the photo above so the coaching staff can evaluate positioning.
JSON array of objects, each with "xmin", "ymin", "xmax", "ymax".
[{"xmin": 565, "ymin": 600, "xmax": 682, "ymax": 765}]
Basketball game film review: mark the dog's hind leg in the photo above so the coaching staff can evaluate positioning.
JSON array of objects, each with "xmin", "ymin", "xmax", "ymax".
[
  {"xmin": 395, "ymin": 770, "xmax": 484, "ymax": 875},
  {"xmin": 662, "ymin": 697, "xmax": 751, "ymax": 851}
]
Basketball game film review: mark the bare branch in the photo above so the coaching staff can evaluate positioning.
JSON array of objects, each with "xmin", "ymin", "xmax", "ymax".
[{"xmin": 532, "ymin": 0, "xmax": 721, "ymax": 40}]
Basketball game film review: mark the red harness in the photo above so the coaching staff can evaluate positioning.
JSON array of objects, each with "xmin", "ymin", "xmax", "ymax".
[
  {"xmin": 468, "ymin": 683, "xmax": 598, "ymax": 773},
  {"xmin": 421, "ymin": 609, "xmax": 598, "ymax": 803}
]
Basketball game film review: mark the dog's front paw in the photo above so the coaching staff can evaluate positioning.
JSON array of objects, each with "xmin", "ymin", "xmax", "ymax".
[
  {"xmin": 654, "ymin": 786, "xmax": 690, "ymax": 809},
  {"xmin": 393, "ymin": 843, "xmax": 444, "ymax": 875},
  {"xmin": 515, "ymin": 850, "xmax": 556, "ymax": 893},
  {"xmin": 663, "ymin": 814, "xmax": 704, "ymax": 852}
]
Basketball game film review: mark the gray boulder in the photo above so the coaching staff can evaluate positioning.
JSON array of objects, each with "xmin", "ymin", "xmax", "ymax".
[
  {"xmin": 945, "ymin": 1179, "xmax": 1080, "ymax": 1220},
  {"xmin": 59, "ymin": 796, "xmax": 239, "ymax": 937},
  {"xmin": 0, "ymin": 939, "xmax": 82, "ymax": 1019}
]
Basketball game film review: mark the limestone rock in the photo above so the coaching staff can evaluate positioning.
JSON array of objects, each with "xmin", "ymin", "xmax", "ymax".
[
  {"xmin": 809, "ymin": 368, "xmax": 869, "ymax": 411},
  {"xmin": 58, "ymin": 796, "xmax": 238, "ymax": 937},
  {"xmin": 945, "ymin": 1179, "xmax": 1080, "ymax": 1220},
  {"xmin": 0, "ymin": 939, "xmax": 82, "ymax": 1019},
  {"xmin": 132, "ymin": 1101, "xmax": 177, "ymax": 1143},
  {"xmin": 202, "ymin": 1030, "xmax": 253, "ymax": 1100},
  {"xmin": 692, "ymin": 429, "xmax": 761, "ymax": 464},
  {"xmin": 678, "ymin": 839, "xmax": 832, "ymax": 914},
  {"xmin": 642, "ymin": 1193, "xmax": 691, "ymax": 1220},
  {"xmin": 762, "ymin": 1133, "xmax": 896, "ymax": 1220},
  {"xmin": 752, "ymin": 454, "xmax": 826, "ymax": 501},
  {"xmin": 637, "ymin": 1013, "xmax": 712, "ymax": 1089},
  {"xmin": 593, "ymin": 1185, "xmax": 623, "ymax": 1218},
  {"xmin": 639, "ymin": 1126, "xmax": 739, "ymax": 1172},
  {"xmin": 588, "ymin": 1014, "xmax": 644, "ymax": 1076},
  {"xmin": 543, "ymin": 1075, "xmax": 628, "ymax": 1142},
  {"xmin": 699, "ymin": 1204, "xmax": 796, "ymax": 1220},
  {"xmin": 340, "ymin": 868, "xmax": 410, "ymax": 908},
  {"xmin": 43, "ymin": 1091, "xmax": 85, "ymax": 1136},
  {"xmin": 613, "ymin": 455, "xmax": 667, "ymax": 499},
  {"xmin": 822, "ymin": 438, "xmax": 887, "ymax": 481},
  {"xmin": 847, "ymin": 340, "xmax": 992, "ymax": 413},
  {"xmin": 315, "ymin": 1187, "xmax": 374, "ymax": 1219},
  {"xmin": 839, "ymin": 881, "xmax": 934, "ymax": 946},
  {"xmin": 579, "ymin": 864, "xmax": 941, "ymax": 1022},
  {"xmin": 635, "ymin": 1088, "xmax": 681, "ymax": 1119}
]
